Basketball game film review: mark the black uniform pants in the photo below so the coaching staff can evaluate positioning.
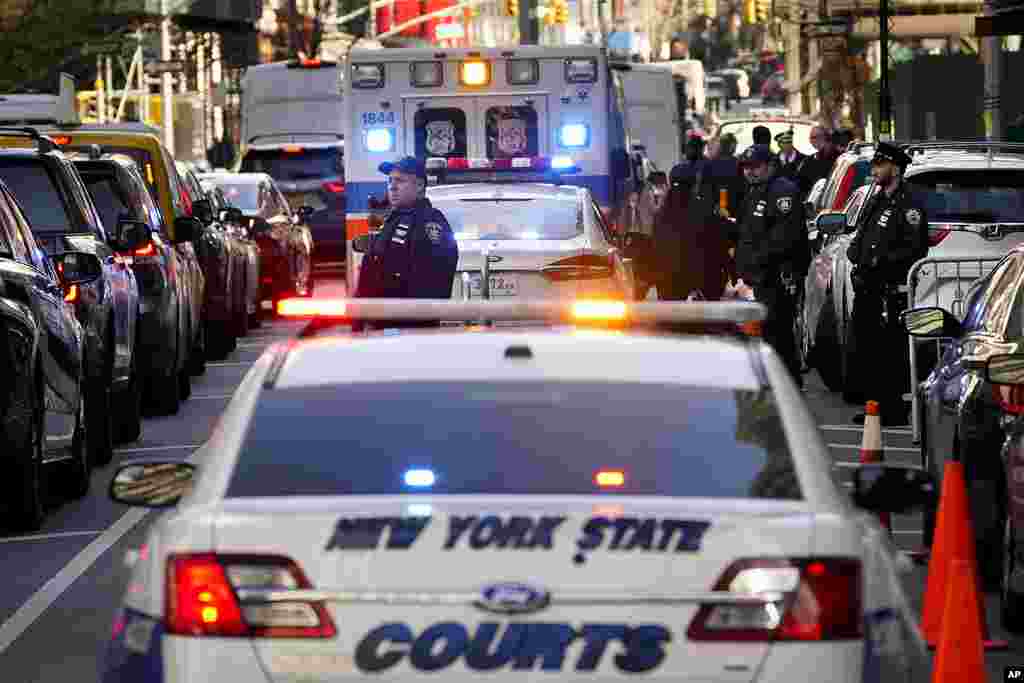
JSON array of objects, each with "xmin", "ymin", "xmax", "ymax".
[
  {"xmin": 851, "ymin": 288, "xmax": 910, "ymax": 418},
  {"xmin": 759, "ymin": 278, "xmax": 802, "ymax": 388}
]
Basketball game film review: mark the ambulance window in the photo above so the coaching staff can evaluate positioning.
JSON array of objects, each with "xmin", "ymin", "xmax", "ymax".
[
  {"xmin": 414, "ymin": 108, "xmax": 468, "ymax": 158},
  {"xmin": 485, "ymin": 106, "xmax": 539, "ymax": 159}
]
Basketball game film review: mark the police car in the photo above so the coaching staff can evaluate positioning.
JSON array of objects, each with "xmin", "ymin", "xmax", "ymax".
[{"xmin": 102, "ymin": 300, "xmax": 931, "ymax": 683}]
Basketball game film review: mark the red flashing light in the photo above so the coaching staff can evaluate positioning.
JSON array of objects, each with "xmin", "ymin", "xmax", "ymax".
[
  {"xmin": 277, "ymin": 298, "xmax": 347, "ymax": 317},
  {"xmin": 594, "ymin": 469, "xmax": 626, "ymax": 488},
  {"xmin": 134, "ymin": 242, "xmax": 156, "ymax": 257},
  {"xmin": 64, "ymin": 284, "xmax": 79, "ymax": 303},
  {"xmin": 52, "ymin": 135, "xmax": 72, "ymax": 146},
  {"xmin": 301, "ymin": 58, "xmax": 322, "ymax": 67},
  {"xmin": 322, "ymin": 181, "xmax": 345, "ymax": 194},
  {"xmin": 447, "ymin": 158, "xmax": 470, "ymax": 170}
]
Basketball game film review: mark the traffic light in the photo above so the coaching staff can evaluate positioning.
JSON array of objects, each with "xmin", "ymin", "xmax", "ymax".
[
  {"xmin": 755, "ymin": 0, "xmax": 770, "ymax": 21},
  {"xmin": 554, "ymin": 0, "xmax": 569, "ymax": 24},
  {"xmin": 743, "ymin": 0, "xmax": 756, "ymax": 23},
  {"xmin": 506, "ymin": 0, "xmax": 518, "ymax": 16},
  {"xmin": 543, "ymin": 1, "xmax": 556, "ymax": 25}
]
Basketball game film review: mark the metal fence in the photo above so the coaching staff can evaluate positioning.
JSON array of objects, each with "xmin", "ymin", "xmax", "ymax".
[{"xmin": 907, "ymin": 255, "xmax": 1004, "ymax": 443}]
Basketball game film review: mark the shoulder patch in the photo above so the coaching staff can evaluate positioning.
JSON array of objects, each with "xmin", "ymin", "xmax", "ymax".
[
  {"xmin": 425, "ymin": 222, "xmax": 443, "ymax": 244},
  {"xmin": 905, "ymin": 208, "xmax": 922, "ymax": 226},
  {"xmin": 777, "ymin": 196, "xmax": 793, "ymax": 214}
]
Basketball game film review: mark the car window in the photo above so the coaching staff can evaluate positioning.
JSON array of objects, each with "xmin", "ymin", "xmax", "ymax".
[
  {"xmin": 225, "ymin": 382, "xmax": 801, "ymax": 500},
  {"xmin": 71, "ymin": 145, "xmax": 159, "ymax": 200},
  {"xmin": 81, "ymin": 173, "xmax": 134, "ymax": 234},
  {"xmin": 431, "ymin": 195, "xmax": 584, "ymax": 241},
  {"xmin": 414, "ymin": 108, "xmax": 468, "ymax": 159},
  {"xmin": 3, "ymin": 185, "xmax": 53, "ymax": 273},
  {"xmin": 0, "ymin": 193, "xmax": 29, "ymax": 263},
  {"xmin": 485, "ymin": 105, "xmax": 540, "ymax": 158},
  {"xmin": 213, "ymin": 181, "xmax": 260, "ymax": 212},
  {"xmin": 714, "ymin": 121, "xmax": 815, "ymax": 156},
  {"xmin": 907, "ymin": 170, "xmax": 1024, "ymax": 223},
  {"xmin": 239, "ymin": 147, "xmax": 343, "ymax": 180},
  {"xmin": 0, "ymin": 159, "xmax": 74, "ymax": 233}
]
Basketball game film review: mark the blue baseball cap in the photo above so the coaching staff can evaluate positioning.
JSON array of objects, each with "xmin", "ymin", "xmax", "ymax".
[{"xmin": 379, "ymin": 156, "xmax": 426, "ymax": 178}]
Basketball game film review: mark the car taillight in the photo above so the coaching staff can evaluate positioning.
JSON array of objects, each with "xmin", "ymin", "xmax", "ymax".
[
  {"xmin": 166, "ymin": 553, "xmax": 336, "ymax": 638},
  {"xmin": 135, "ymin": 242, "xmax": 157, "ymax": 257},
  {"xmin": 687, "ymin": 558, "xmax": 862, "ymax": 642},
  {"xmin": 322, "ymin": 181, "xmax": 345, "ymax": 194},
  {"xmin": 540, "ymin": 254, "xmax": 614, "ymax": 282},
  {"xmin": 64, "ymin": 284, "xmax": 79, "ymax": 303},
  {"xmin": 994, "ymin": 384, "xmax": 1024, "ymax": 415},
  {"xmin": 928, "ymin": 225, "xmax": 952, "ymax": 246}
]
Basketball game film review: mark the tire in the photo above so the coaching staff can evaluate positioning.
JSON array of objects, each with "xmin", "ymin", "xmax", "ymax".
[
  {"xmin": 1001, "ymin": 518, "xmax": 1024, "ymax": 633},
  {"xmin": 86, "ymin": 352, "xmax": 114, "ymax": 467},
  {"xmin": 813, "ymin": 291, "xmax": 844, "ymax": 392},
  {"xmin": 9, "ymin": 365, "xmax": 45, "ymax": 532},
  {"xmin": 59, "ymin": 396, "xmax": 91, "ymax": 499},
  {"xmin": 112, "ymin": 332, "xmax": 142, "ymax": 445}
]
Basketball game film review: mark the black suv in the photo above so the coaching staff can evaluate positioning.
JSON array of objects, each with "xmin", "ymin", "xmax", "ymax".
[{"xmin": 0, "ymin": 128, "xmax": 145, "ymax": 464}]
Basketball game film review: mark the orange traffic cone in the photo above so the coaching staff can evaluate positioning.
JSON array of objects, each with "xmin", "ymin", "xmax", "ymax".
[
  {"xmin": 921, "ymin": 460, "xmax": 1008, "ymax": 650},
  {"xmin": 859, "ymin": 401, "xmax": 890, "ymax": 534},
  {"xmin": 931, "ymin": 559, "xmax": 988, "ymax": 683}
]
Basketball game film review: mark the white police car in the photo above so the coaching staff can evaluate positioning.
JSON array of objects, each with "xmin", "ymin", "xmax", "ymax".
[{"xmin": 102, "ymin": 300, "xmax": 930, "ymax": 683}]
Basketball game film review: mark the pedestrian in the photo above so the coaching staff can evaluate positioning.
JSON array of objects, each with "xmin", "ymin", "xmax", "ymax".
[
  {"xmin": 668, "ymin": 36, "xmax": 690, "ymax": 60},
  {"xmin": 734, "ymin": 144, "xmax": 808, "ymax": 386},
  {"xmin": 795, "ymin": 124, "xmax": 838, "ymax": 196},
  {"xmin": 846, "ymin": 142, "xmax": 928, "ymax": 426},
  {"xmin": 653, "ymin": 167, "xmax": 733, "ymax": 301},
  {"xmin": 752, "ymin": 125, "xmax": 772, "ymax": 148},
  {"xmin": 353, "ymin": 157, "xmax": 459, "ymax": 325},
  {"xmin": 775, "ymin": 129, "xmax": 805, "ymax": 181},
  {"xmin": 710, "ymin": 132, "xmax": 745, "ymax": 218}
]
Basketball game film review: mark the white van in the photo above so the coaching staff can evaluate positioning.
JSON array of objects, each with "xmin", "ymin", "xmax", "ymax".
[{"xmin": 619, "ymin": 63, "xmax": 680, "ymax": 174}]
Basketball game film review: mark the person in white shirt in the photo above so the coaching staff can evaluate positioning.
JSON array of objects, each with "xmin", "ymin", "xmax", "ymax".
[{"xmin": 774, "ymin": 129, "xmax": 805, "ymax": 183}]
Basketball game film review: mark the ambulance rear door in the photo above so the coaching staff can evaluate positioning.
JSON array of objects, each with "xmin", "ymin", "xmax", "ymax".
[
  {"xmin": 478, "ymin": 95, "xmax": 549, "ymax": 160},
  {"xmin": 404, "ymin": 97, "xmax": 479, "ymax": 159}
]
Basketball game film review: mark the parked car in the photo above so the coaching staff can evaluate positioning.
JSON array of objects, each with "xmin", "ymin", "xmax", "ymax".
[
  {"xmin": 0, "ymin": 129, "xmax": 143, "ymax": 463},
  {"xmin": 177, "ymin": 162, "xmax": 240, "ymax": 360},
  {"xmin": 0, "ymin": 179, "xmax": 102, "ymax": 530},
  {"xmin": 72, "ymin": 150, "xmax": 195, "ymax": 417},
  {"xmin": 903, "ymin": 249, "xmax": 1024, "ymax": 593},
  {"xmin": 203, "ymin": 181, "xmax": 260, "ymax": 330},
  {"xmin": 201, "ymin": 172, "xmax": 313, "ymax": 313}
]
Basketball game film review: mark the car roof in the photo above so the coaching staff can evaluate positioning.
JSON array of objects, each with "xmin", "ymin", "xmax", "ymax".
[
  {"xmin": 200, "ymin": 172, "xmax": 271, "ymax": 185},
  {"xmin": 271, "ymin": 330, "xmax": 763, "ymax": 390},
  {"xmin": 906, "ymin": 152, "xmax": 1024, "ymax": 173},
  {"xmin": 427, "ymin": 183, "xmax": 585, "ymax": 200}
]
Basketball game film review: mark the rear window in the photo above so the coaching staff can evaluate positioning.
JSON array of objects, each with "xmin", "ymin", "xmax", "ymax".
[
  {"xmin": 81, "ymin": 174, "xmax": 132, "ymax": 232},
  {"xmin": 907, "ymin": 170, "xmax": 1024, "ymax": 223},
  {"xmin": 68, "ymin": 145, "xmax": 159, "ymax": 198},
  {"xmin": 225, "ymin": 382, "xmax": 801, "ymax": 500},
  {"xmin": 715, "ymin": 121, "xmax": 815, "ymax": 156},
  {"xmin": 431, "ymin": 196, "xmax": 583, "ymax": 241},
  {"xmin": 0, "ymin": 159, "xmax": 72, "ymax": 233},
  {"xmin": 415, "ymin": 108, "xmax": 468, "ymax": 159},
  {"xmin": 212, "ymin": 181, "xmax": 260, "ymax": 211},
  {"xmin": 240, "ymin": 147, "xmax": 343, "ymax": 181},
  {"xmin": 485, "ymin": 106, "xmax": 539, "ymax": 158}
]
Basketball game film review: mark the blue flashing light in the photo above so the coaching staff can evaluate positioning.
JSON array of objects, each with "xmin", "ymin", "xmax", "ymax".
[
  {"xmin": 560, "ymin": 123, "xmax": 590, "ymax": 148},
  {"xmin": 365, "ymin": 127, "xmax": 395, "ymax": 153},
  {"xmin": 551, "ymin": 155, "xmax": 575, "ymax": 170},
  {"xmin": 404, "ymin": 468, "xmax": 436, "ymax": 487}
]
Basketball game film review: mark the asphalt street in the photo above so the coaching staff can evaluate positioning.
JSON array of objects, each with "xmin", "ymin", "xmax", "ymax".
[{"xmin": 0, "ymin": 276, "xmax": 1020, "ymax": 682}]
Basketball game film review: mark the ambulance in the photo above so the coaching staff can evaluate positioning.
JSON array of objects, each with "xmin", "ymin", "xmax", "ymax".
[{"xmin": 342, "ymin": 45, "xmax": 646, "ymax": 292}]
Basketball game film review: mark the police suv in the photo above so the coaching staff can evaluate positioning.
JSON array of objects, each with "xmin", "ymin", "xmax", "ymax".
[{"xmin": 103, "ymin": 300, "xmax": 930, "ymax": 683}]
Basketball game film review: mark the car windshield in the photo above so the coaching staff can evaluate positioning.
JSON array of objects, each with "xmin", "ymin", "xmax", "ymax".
[
  {"xmin": 716, "ymin": 121, "xmax": 815, "ymax": 156},
  {"xmin": 225, "ymin": 382, "xmax": 801, "ymax": 500},
  {"xmin": 68, "ymin": 145, "xmax": 159, "ymax": 198},
  {"xmin": 907, "ymin": 170, "xmax": 1024, "ymax": 223},
  {"xmin": 0, "ymin": 159, "xmax": 72, "ymax": 233},
  {"xmin": 239, "ymin": 147, "xmax": 342, "ymax": 181},
  {"xmin": 209, "ymin": 181, "xmax": 259, "ymax": 211},
  {"xmin": 429, "ymin": 196, "xmax": 583, "ymax": 241}
]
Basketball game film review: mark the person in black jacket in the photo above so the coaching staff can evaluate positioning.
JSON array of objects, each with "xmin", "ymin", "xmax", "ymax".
[
  {"xmin": 846, "ymin": 142, "xmax": 928, "ymax": 425},
  {"xmin": 353, "ymin": 157, "xmax": 458, "ymax": 326},
  {"xmin": 775, "ymin": 129, "xmax": 805, "ymax": 181},
  {"xmin": 735, "ymin": 144, "xmax": 808, "ymax": 386}
]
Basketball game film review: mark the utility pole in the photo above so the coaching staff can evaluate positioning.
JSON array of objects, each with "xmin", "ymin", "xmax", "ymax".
[
  {"xmin": 982, "ymin": 0, "xmax": 1003, "ymax": 139},
  {"xmin": 877, "ymin": 0, "xmax": 891, "ymax": 141},
  {"xmin": 161, "ymin": 0, "xmax": 175, "ymax": 154},
  {"xmin": 520, "ymin": 0, "xmax": 539, "ymax": 43}
]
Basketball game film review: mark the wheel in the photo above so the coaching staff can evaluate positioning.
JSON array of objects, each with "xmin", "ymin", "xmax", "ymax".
[
  {"xmin": 1001, "ymin": 517, "xmax": 1024, "ymax": 633},
  {"xmin": 59, "ymin": 396, "xmax": 91, "ymax": 500},
  {"xmin": 812, "ymin": 291, "xmax": 844, "ymax": 392},
  {"xmin": 8, "ymin": 363, "xmax": 45, "ymax": 532},
  {"xmin": 112, "ymin": 332, "xmax": 142, "ymax": 445},
  {"xmin": 86, "ymin": 358, "xmax": 114, "ymax": 468}
]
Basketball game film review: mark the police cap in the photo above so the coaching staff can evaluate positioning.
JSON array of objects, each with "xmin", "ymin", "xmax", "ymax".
[
  {"xmin": 774, "ymin": 130, "xmax": 794, "ymax": 144},
  {"xmin": 739, "ymin": 144, "xmax": 776, "ymax": 167},
  {"xmin": 379, "ymin": 156, "xmax": 426, "ymax": 178},
  {"xmin": 871, "ymin": 142, "xmax": 911, "ymax": 169}
]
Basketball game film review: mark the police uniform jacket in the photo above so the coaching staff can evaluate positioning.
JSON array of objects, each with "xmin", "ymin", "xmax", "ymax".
[
  {"xmin": 354, "ymin": 198, "xmax": 459, "ymax": 299},
  {"xmin": 777, "ymin": 149, "xmax": 806, "ymax": 181},
  {"xmin": 846, "ymin": 184, "xmax": 928, "ymax": 287},
  {"xmin": 734, "ymin": 174, "xmax": 807, "ymax": 286}
]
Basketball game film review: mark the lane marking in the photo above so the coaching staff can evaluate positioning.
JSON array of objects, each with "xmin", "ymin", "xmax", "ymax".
[
  {"xmin": 0, "ymin": 507, "xmax": 150, "ymax": 655},
  {"xmin": 192, "ymin": 394, "xmax": 233, "ymax": 401},
  {"xmin": 116, "ymin": 444, "xmax": 201, "ymax": 454},
  {"xmin": 828, "ymin": 443, "xmax": 919, "ymax": 454},
  {"xmin": 820, "ymin": 424, "xmax": 913, "ymax": 434},
  {"xmin": 0, "ymin": 530, "xmax": 103, "ymax": 544}
]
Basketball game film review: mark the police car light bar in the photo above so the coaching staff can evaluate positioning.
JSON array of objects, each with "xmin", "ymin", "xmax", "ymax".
[
  {"xmin": 425, "ymin": 157, "xmax": 581, "ymax": 182},
  {"xmin": 275, "ymin": 298, "xmax": 767, "ymax": 327}
]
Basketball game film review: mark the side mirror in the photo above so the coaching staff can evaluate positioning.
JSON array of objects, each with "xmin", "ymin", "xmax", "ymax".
[
  {"xmin": 352, "ymin": 234, "xmax": 371, "ymax": 254},
  {"xmin": 111, "ymin": 219, "xmax": 152, "ymax": 252},
  {"xmin": 173, "ymin": 216, "xmax": 202, "ymax": 243},
  {"xmin": 297, "ymin": 205, "xmax": 315, "ymax": 221},
  {"xmin": 986, "ymin": 353, "xmax": 1024, "ymax": 385},
  {"xmin": 109, "ymin": 460, "xmax": 196, "ymax": 508},
  {"xmin": 52, "ymin": 251, "xmax": 103, "ymax": 286},
  {"xmin": 192, "ymin": 198, "xmax": 215, "ymax": 225},
  {"xmin": 852, "ymin": 464, "xmax": 936, "ymax": 514},
  {"xmin": 901, "ymin": 306, "xmax": 962, "ymax": 339},
  {"xmin": 815, "ymin": 211, "xmax": 848, "ymax": 236}
]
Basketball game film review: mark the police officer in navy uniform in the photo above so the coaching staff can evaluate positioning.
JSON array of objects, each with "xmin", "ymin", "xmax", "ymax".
[
  {"xmin": 734, "ymin": 144, "xmax": 808, "ymax": 386},
  {"xmin": 847, "ymin": 142, "xmax": 928, "ymax": 426},
  {"xmin": 354, "ymin": 157, "xmax": 458, "ymax": 326}
]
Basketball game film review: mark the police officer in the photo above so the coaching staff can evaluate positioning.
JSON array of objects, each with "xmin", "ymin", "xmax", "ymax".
[
  {"xmin": 774, "ymin": 130, "xmax": 805, "ymax": 181},
  {"xmin": 353, "ymin": 157, "xmax": 459, "ymax": 323},
  {"xmin": 734, "ymin": 144, "xmax": 808, "ymax": 386},
  {"xmin": 847, "ymin": 142, "xmax": 928, "ymax": 426}
]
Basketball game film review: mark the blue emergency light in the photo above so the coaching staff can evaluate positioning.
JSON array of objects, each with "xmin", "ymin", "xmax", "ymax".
[
  {"xmin": 404, "ymin": 468, "xmax": 436, "ymax": 487},
  {"xmin": 365, "ymin": 127, "xmax": 395, "ymax": 153},
  {"xmin": 559, "ymin": 123, "xmax": 590, "ymax": 149}
]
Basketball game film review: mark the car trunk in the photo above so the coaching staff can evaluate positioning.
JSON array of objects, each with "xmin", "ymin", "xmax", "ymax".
[{"xmin": 211, "ymin": 497, "xmax": 814, "ymax": 682}]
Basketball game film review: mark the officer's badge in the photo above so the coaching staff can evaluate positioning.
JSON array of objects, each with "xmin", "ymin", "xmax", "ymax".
[
  {"xmin": 425, "ymin": 222, "xmax": 443, "ymax": 244},
  {"xmin": 905, "ymin": 208, "xmax": 922, "ymax": 226},
  {"xmin": 496, "ymin": 117, "xmax": 528, "ymax": 155},
  {"xmin": 777, "ymin": 197, "xmax": 793, "ymax": 214},
  {"xmin": 425, "ymin": 121, "xmax": 456, "ymax": 156}
]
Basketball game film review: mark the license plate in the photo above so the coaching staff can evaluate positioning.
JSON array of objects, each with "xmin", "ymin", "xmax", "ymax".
[
  {"xmin": 470, "ymin": 274, "xmax": 518, "ymax": 297},
  {"xmin": 285, "ymin": 192, "xmax": 326, "ymax": 212}
]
